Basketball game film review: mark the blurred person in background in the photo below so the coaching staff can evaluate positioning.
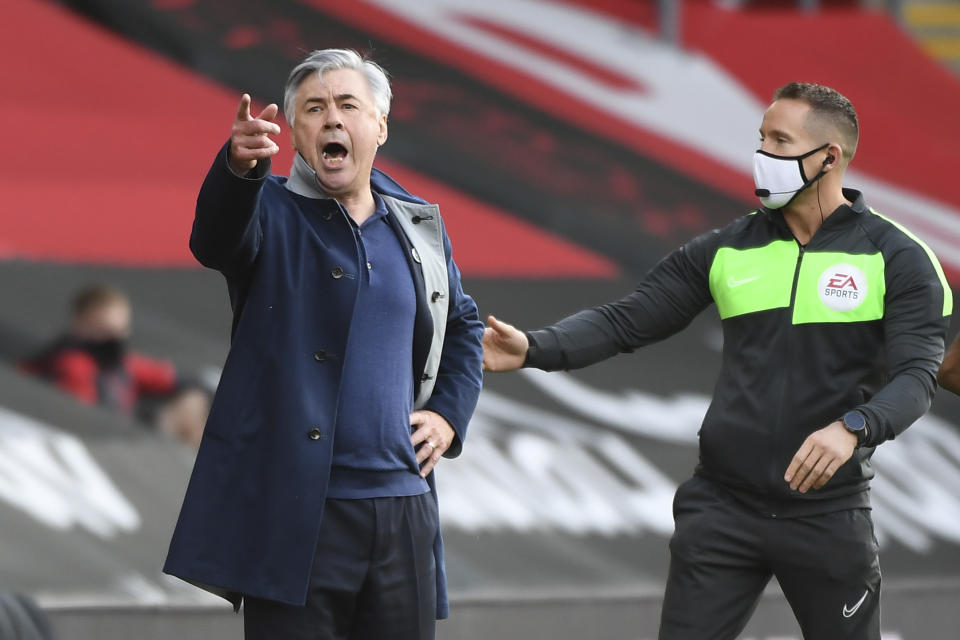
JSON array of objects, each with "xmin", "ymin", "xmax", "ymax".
[
  {"xmin": 155, "ymin": 383, "xmax": 214, "ymax": 450},
  {"xmin": 163, "ymin": 48, "xmax": 483, "ymax": 640},
  {"xmin": 483, "ymin": 83, "xmax": 951, "ymax": 640},
  {"xmin": 19, "ymin": 284, "xmax": 212, "ymax": 449},
  {"xmin": 19, "ymin": 284, "xmax": 178, "ymax": 416}
]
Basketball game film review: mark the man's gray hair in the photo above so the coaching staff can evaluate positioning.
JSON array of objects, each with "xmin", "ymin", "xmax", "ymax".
[{"xmin": 283, "ymin": 49, "xmax": 392, "ymax": 126}]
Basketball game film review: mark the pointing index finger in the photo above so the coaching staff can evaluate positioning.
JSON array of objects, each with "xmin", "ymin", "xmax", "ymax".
[{"xmin": 237, "ymin": 93, "xmax": 252, "ymax": 122}]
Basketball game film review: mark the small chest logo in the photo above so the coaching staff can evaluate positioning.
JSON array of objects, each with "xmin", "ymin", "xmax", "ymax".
[{"xmin": 818, "ymin": 264, "xmax": 867, "ymax": 312}]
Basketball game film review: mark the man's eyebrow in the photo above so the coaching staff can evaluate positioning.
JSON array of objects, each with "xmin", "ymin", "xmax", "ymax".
[
  {"xmin": 303, "ymin": 94, "xmax": 364, "ymax": 108},
  {"xmin": 760, "ymin": 127, "xmax": 793, "ymax": 138}
]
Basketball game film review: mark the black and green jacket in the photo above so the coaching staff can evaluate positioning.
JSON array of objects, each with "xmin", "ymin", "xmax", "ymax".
[{"xmin": 526, "ymin": 190, "xmax": 952, "ymax": 516}]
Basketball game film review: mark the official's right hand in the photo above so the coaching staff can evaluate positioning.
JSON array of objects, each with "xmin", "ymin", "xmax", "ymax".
[
  {"xmin": 482, "ymin": 315, "xmax": 529, "ymax": 372},
  {"xmin": 228, "ymin": 93, "xmax": 281, "ymax": 175}
]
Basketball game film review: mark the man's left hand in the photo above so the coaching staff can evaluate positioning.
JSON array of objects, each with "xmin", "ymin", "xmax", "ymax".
[
  {"xmin": 410, "ymin": 410, "xmax": 455, "ymax": 478},
  {"xmin": 784, "ymin": 421, "xmax": 858, "ymax": 493}
]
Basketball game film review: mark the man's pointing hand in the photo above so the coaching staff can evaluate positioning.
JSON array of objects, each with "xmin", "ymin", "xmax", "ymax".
[{"xmin": 228, "ymin": 93, "xmax": 281, "ymax": 175}]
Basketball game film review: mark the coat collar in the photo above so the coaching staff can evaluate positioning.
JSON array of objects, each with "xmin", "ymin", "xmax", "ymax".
[
  {"xmin": 765, "ymin": 188, "xmax": 867, "ymax": 236},
  {"xmin": 285, "ymin": 152, "xmax": 433, "ymax": 208},
  {"xmin": 284, "ymin": 152, "xmax": 332, "ymax": 200}
]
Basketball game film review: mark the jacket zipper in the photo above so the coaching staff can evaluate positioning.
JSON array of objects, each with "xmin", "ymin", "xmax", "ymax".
[
  {"xmin": 788, "ymin": 244, "xmax": 805, "ymax": 308},
  {"xmin": 769, "ymin": 241, "xmax": 805, "ymax": 516}
]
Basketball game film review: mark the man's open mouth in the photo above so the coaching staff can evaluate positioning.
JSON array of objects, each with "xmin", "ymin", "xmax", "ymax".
[{"xmin": 321, "ymin": 142, "xmax": 348, "ymax": 167}]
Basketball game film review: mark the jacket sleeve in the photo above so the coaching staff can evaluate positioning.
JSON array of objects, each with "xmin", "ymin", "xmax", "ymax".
[
  {"xmin": 189, "ymin": 141, "xmax": 271, "ymax": 276},
  {"xmin": 423, "ymin": 222, "xmax": 484, "ymax": 459},
  {"xmin": 857, "ymin": 242, "xmax": 952, "ymax": 446},
  {"xmin": 524, "ymin": 231, "xmax": 718, "ymax": 371}
]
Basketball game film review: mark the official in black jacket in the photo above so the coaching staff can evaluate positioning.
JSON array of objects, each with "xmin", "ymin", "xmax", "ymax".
[{"xmin": 483, "ymin": 83, "xmax": 951, "ymax": 640}]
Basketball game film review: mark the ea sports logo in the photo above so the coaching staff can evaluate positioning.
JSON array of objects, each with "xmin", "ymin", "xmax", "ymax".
[{"xmin": 818, "ymin": 264, "xmax": 867, "ymax": 312}]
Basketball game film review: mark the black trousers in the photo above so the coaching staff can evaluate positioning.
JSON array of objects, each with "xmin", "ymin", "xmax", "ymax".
[
  {"xmin": 659, "ymin": 476, "xmax": 881, "ymax": 640},
  {"xmin": 243, "ymin": 493, "xmax": 438, "ymax": 640}
]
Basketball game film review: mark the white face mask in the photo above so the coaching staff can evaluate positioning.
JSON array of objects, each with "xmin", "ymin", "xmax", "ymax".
[{"xmin": 753, "ymin": 143, "xmax": 829, "ymax": 209}]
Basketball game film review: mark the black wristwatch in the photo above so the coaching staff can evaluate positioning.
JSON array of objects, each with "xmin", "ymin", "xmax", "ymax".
[{"xmin": 841, "ymin": 410, "xmax": 869, "ymax": 447}]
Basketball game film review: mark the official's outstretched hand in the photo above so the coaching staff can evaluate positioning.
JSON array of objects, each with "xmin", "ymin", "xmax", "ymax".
[
  {"xmin": 482, "ymin": 315, "xmax": 528, "ymax": 372},
  {"xmin": 228, "ymin": 93, "xmax": 281, "ymax": 175}
]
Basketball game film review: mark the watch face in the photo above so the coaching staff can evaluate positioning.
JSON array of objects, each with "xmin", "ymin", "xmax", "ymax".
[{"xmin": 844, "ymin": 411, "xmax": 866, "ymax": 431}]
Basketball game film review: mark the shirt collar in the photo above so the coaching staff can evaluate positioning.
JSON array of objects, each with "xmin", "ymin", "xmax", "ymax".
[{"xmin": 369, "ymin": 191, "xmax": 389, "ymax": 224}]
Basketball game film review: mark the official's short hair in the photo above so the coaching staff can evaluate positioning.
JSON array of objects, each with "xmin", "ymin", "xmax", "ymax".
[
  {"xmin": 71, "ymin": 284, "xmax": 129, "ymax": 317},
  {"xmin": 283, "ymin": 49, "xmax": 392, "ymax": 126},
  {"xmin": 774, "ymin": 82, "xmax": 859, "ymax": 161}
]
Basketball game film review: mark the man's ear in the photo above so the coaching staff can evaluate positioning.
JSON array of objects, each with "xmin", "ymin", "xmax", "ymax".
[
  {"xmin": 824, "ymin": 142, "xmax": 844, "ymax": 169},
  {"xmin": 377, "ymin": 114, "xmax": 388, "ymax": 147}
]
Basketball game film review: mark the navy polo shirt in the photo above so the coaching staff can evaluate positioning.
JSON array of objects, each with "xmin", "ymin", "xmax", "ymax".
[{"xmin": 326, "ymin": 193, "xmax": 429, "ymax": 499}]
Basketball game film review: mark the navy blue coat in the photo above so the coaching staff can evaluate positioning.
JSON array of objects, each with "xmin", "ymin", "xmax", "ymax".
[{"xmin": 163, "ymin": 144, "xmax": 484, "ymax": 618}]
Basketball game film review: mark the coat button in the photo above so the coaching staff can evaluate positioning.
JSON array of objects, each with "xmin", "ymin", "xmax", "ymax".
[
  {"xmin": 322, "ymin": 211, "xmax": 333, "ymax": 221},
  {"xmin": 313, "ymin": 350, "xmax": 327, "ymax": 362},
  {"xmin": 411, "ymin": 248, "xmax": 422, "ymax": 264},
  {"xmin": 308, "ymin": 428, "xmax": 321, "ymax": 440},
  {"xmin": 431, "ymin": 291, "xmax": 443, "ymax": 302},
  {"xmin": 331, "ymin": 267, "xmax": 344, "ymax": 279}
]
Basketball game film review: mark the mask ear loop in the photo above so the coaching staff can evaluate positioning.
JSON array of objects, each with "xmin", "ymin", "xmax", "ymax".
[
  {"xmin": 776, "ymin": 143, "xmax": 831, "ymax": 211},
  {"xmin": 816, "ymin": 150, "xmax": 832, "ymax": 229},
  {"xmin": 817, "ymin": 174, "xmax": 824, "ymax": 228},
  {"xmin": 795, "ymin": 142, "xmax": 831, "ymax": 182}
]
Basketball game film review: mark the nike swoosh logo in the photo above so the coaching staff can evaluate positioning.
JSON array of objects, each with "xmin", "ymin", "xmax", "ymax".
[
  {"xmin": 842, "ymin": 590, "xmax": 868, "ymax": 618},
  {"xmin": 727, "ymin": 275, "xmax": 761, "ymax": 288}
]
